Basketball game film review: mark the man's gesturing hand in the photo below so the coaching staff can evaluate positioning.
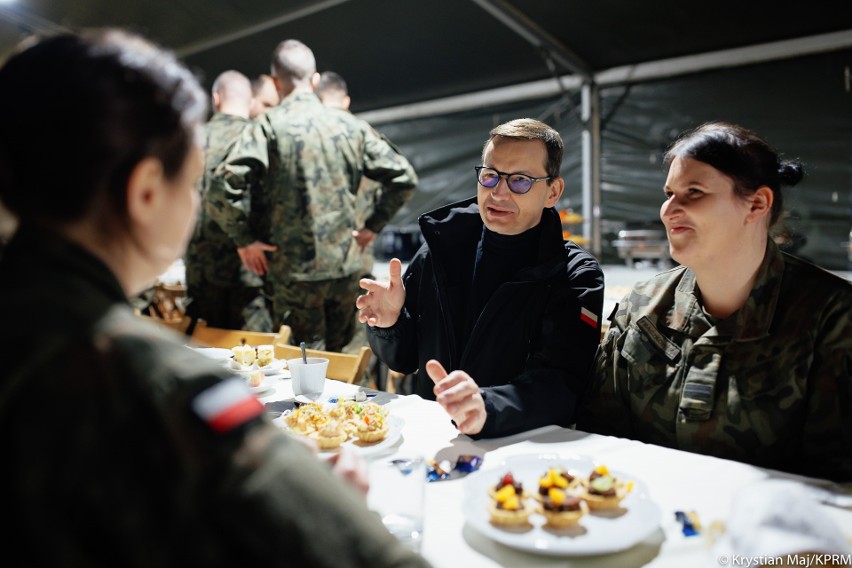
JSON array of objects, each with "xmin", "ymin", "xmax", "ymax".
[
  {"xmin": 355, "ymin": 257, "xmax": 405, "ymax": 328},
  {"xmin": 426, "ymin": 359, "xmax": 486, "ymax": 436}
]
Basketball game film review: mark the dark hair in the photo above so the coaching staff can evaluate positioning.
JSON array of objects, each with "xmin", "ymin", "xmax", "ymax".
[
  {"xmin": 316, "ymin": 71, "xmax": 348, "ymax": 97},
  {"xmin": 663, "ymin": 121, "xmax": 804, "ymax": 226},
  {"xmin": 0, "ymin": 29, "xmax": 207, "ymax": 224},
  {"xmin": 486, "ymin": 118, "xmax": 564, "ymax": 180}
]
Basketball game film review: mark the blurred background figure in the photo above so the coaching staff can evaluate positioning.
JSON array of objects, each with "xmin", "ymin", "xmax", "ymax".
[
  {"xmin": 317, "ymin": 70, "xmax": 411, "ymax": 385},
  {"xmin": 249, "ymin": 73, "xmax": 279, "ymax": 119},
  {"xmin": 316, "ymin": 71, "xmax": 408, "ymax": 289},
  {"xmin": 0, "ymin": 28, "xmax": 430, "ymax": 567},
  {"xmin": 0, "ymin": 201, "xmax": 16, "ymax": 258},
  {"xmin": 185, "ymin": 69, "xmax": 272, "ymax": 331},
  {"xmin": 211, "ymin": 40, "xmax": 418, "ymax": 352}
]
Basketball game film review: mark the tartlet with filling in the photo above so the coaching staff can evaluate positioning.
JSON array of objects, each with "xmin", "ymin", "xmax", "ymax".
[
  {"xmin": 487, "ymin": 472, "xmax": 533, "ymax": 526},
  {"xmin": 580, "ymin": 465, "xmax": 633, "ymax": 510}
]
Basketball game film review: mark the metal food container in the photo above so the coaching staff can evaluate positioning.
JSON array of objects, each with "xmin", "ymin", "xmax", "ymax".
[{"xmin": 611, "ymin": 227, "xmax": 671, "ymax": 267}]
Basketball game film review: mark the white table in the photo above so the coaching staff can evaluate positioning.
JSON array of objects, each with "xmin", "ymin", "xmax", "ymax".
[{"xmin": 259, "ymin": 377, "xmax": 852, "ymax": 567}]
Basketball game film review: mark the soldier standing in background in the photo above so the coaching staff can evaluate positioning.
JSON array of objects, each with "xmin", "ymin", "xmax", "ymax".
[
  {"xmin": 185, "ymin": 70, "xmax": 272, "ymax": 331},
  {"xmin": 249, "ymin": 73, "xmax": 279, "ymax": 119},
  {"xmin": 211, "ymin": 40, "xmax": 417, "ymax": 351},
  {"xmin": 316, "ymin": 71, "xmax": 415, "ymax": 284}
]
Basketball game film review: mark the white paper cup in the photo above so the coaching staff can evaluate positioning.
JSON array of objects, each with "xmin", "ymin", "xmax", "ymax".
[
  {"xmin": 287, "ymin": 357, "xmax": 329, "ymax": 395},
  {"xmin": 367, "ymin": 454, "xmax": 426, "ymax": 552}
]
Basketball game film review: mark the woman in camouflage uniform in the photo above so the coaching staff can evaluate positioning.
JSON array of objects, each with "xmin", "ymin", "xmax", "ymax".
[
  {"xmin": 579, "ymin": 122, "xmax": 852, "ymax": 482},
  {"xmin": 0, "ymin": 29, "xmax": 429, "ymax": 567}
]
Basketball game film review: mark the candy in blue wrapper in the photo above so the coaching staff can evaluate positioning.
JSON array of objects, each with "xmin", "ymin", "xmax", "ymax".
[
  {"xmin": 675, "ymin": 510, "xmax": 700, "ymax": 536},
  {"xmin": 453, "ymin": 455, "xmax": 483, "ymax": 473},
  {"xmin": 426, "ymin": 459, "xmax": 450, "ymax": 482}
]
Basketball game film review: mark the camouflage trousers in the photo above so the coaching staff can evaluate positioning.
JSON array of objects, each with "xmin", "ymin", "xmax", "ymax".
[
  {"xmin": 270, "ymin": 274, "xmax": 360, "ymax": 352},
  {"xmin": 186, "ymin": 282, "xmax": 272, "ymax": 332}
]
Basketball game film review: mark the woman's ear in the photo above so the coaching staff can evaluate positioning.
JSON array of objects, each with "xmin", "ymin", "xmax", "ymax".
[
  {"xmin": 545, "ymin": 177, "xmax": 565, "ymax": 208},
  {"xmin": 125, "ymin": 157, "xmax": 165, "ymax": 227},
  {"xmin": 747, "ymin": 186, "xmax": 774, "ymax": 223}
]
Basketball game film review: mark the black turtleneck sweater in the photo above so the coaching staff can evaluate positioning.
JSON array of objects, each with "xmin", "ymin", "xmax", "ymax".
[{"xmin": 463, "ymin": 223, "xmax": 543, "ymax": 340}]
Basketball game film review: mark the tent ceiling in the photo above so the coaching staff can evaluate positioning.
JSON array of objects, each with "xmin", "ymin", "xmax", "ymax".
[{"xmin": 2, "ymin": 0, "xmax": 851, "ymax": 113}]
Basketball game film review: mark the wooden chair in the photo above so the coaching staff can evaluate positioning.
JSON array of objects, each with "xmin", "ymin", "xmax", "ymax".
[
  {"xmin": 136, "ymin": 312, "xmax": 193, "ymax": 335},
  {"xmin": 274, "ymin": 343, "xmax": 372, "ymax": 385},
  {"xmin": 190, "ymin": 321, "xmax": 292, "ymax": 349}
]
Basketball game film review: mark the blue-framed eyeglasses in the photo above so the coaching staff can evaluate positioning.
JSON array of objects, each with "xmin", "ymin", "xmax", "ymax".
[{"xmin": 474, "ymin": 166, "xmax": 551, "ymax": 195}]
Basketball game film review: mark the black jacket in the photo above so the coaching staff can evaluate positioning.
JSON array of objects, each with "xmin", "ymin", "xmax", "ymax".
[{"xmin": 368, "ymin": 198, "xmax": 604, "ymax": 438}]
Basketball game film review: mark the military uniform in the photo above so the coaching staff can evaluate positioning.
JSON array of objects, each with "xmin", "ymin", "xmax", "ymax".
[
  {"xmin": 578, "ymin": 240, "xmax": 852, "ymax": 482},
  {"xmin": 185, "ymin": 112, "xmax": 271, "ymax": 331},
  {"xmin": 211, "ymin": 93, "xmax": 417, "ymax": 350},
  {"xmin": 0, "ymin": 225, "xmax": 430, "ymax": 568}
]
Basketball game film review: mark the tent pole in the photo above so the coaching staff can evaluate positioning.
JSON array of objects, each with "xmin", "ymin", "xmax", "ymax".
[{"xmin": 581, "ymin": 82, "xmax": 602, "ymax": 258}]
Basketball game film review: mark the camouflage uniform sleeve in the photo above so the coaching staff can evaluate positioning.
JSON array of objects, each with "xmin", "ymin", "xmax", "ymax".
[
  {"xmin": 800, "ymin": 288, "xmax": 852, "ymax": 480},
  {"xmin": 576, "ymin": 304, "xmax": 636, "ymax": 438},
  {"xmin": 208, "ymin": 121, "xmax": 270, "ymax": 248},
  {"xmin": 361, "ymin": 128, "xmax": 418, "ymax": 233}
]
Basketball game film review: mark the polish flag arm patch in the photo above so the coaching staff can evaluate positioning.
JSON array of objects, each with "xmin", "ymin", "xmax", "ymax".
[
  {"xmin": 580, "ymin": 306, "xmax": 599, "ymax": 329},
  {"xmin": 192, "ymin": 377, "xmax": 264, "ymax": 433}
]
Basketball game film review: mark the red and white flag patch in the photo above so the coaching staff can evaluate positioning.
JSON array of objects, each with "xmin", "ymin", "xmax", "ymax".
[
  {"xmin": 580, "ymin": 306, "xmax": 599, "ymax": 329},
  {"xmin": 192, "ymin": 377, "xmax": 264, "ymax": 433}
]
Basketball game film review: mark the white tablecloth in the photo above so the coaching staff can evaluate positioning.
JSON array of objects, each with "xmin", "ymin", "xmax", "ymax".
[{"xmin": 257, "ymin": 377, "xmax": 852, "ymax": 568}]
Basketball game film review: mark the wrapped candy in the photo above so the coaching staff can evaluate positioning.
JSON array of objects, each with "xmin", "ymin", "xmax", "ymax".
[{"xmin": 426, "ymin": 455, "xmax": 483, "ymax": 482}]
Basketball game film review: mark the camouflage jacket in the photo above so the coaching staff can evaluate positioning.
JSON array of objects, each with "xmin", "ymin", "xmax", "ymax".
[
  {"xmin": 578, "ymin": 240, "xmax": 852, "ymax": 482},
  {"xmin": 185, "ymin": 112, "xmax": 262, "ymax": 288},
  {"xmin": 0, "ymin": 225, "xmax": 431, "ymax": 568},
  {"xmin": 210, "ymin": 92, "xmax": 417, "ymax": 281}
]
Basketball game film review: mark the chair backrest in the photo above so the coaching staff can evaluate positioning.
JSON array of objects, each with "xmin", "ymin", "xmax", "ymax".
[
  {"xmin": 274, "ymin": 343, "xmax": 372, "ymax": 385},
  {"xmin": 191, "ymin": 321, "xmax": 292, "ymax": 350},
  {"xmin": 137, "ymin": 312, "xmax": 193, "ymax": 335}
]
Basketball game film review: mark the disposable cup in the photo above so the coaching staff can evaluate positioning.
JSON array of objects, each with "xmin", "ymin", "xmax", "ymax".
[
  {"xmin": 287, "ymin": 357, "xmax": 329, "ymax": 395},
  {"xmin": 367, "ymin": 454, "xmax": 426, "ymax": 552}
]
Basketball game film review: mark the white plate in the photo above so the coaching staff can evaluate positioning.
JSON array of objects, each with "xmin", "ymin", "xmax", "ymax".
[
  {"xmin": 191, "ymin": 347, "xmax": 232, "ymax": 362},
  {"xmin": 241, "ymin": 373, "xmax": 269, "ymax": 392},
  {"xmin": 273, "ymin": 413, "xmax": 404, "ymax": 457},
  {"xmin": 462, "ymin": 454, "xmax": 661, "ymax": 556},
  {"xmin": 227, "ymin": 358, "xmax": 287, "ymax": 375}
]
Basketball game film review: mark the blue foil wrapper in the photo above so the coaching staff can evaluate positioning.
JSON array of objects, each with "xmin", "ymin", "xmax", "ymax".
[
  {"xmin": 426, "ymin": 455, "xmax": 483, "ymax": 482},
  {"xmin": 675, "ymin": 510, "xmax": 700, "ymax": 536},
  {"xmin": 454, "ymin": 455, "xmax": 483, "ymax": 473},
  {"xmin": 426, "ymin": 459, "xmax": 450, "ymax": 482}
]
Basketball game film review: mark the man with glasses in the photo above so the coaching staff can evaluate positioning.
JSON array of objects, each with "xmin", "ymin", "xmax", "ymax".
[{"xmin": 357, "ymin": 118, "xmax": 603, "ymax": 438}]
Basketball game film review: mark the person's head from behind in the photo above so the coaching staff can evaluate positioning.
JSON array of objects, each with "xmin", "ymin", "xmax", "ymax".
[
  {"xmin": 212, "ymin": 70, "xmax": 252, "ymax": 119},
  {"xmin": 250, "ymin": 73, "xmax": 279, "ymax": 118},
  {"xmin": 0, "ymin": 29, "xmax": 207, "ymax": 294},
  {"xmin": 661, "ymin": 121, "xmax": 803, "ymax": 269},
  {"xmin": 316, "ymin": 71, "xmax": 350, "ymax": 111},
  {"xmin": 476, "ymin": 118, "xmax": 564, "ymax": 235},
  {"xmin": 270, "ymin": 39, "xmax": 318, "ymax": 98}
]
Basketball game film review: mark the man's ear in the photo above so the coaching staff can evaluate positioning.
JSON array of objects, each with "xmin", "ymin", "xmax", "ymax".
[
  {"xmin": 310, "ymin": 72, "xmax": 321, "ymax": 91},
  {"xmin": 747, "ymin": 186, "xmax": 774, "ymax": 223},
  {"xmin": 125, "ymin": 157, "xmax": 165, "ymax": 227},
  {"xmin": 211, "ymin": 92, "xmax": 221, "ymax": 111},
  {"xmin": 544, "ymin": 177, "xmax": 565, "ymax": 208}
]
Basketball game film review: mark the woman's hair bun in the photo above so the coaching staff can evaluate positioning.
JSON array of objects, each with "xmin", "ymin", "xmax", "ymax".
[{"xmin": 778, "ymin": 160, "xmax": 804, "ymax": 187}]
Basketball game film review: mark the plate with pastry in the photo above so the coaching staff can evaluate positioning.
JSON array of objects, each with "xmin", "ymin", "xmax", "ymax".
[
  {"xmin": 228, "ymin": 357, "xmax": 287, "ymax": 376},
  {"xmin": 272, "ymin": 401, "xmax": 404, "ymax": 456},
  {"xmin": 190, "ymin": 347, "xmax": 233, "ymax": 362},
  {"xmin": 235, "ymin": 369, "xmax": 275, "ymax": 396},
  {"xmin": 462, "ymin": 454, "xmax": 661, "ymax": 556}
]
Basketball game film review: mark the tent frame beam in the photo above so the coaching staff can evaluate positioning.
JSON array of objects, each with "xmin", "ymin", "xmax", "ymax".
[{"xmin": 468, "ymin": 0, "xmax": 593, "ymax": 80}]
